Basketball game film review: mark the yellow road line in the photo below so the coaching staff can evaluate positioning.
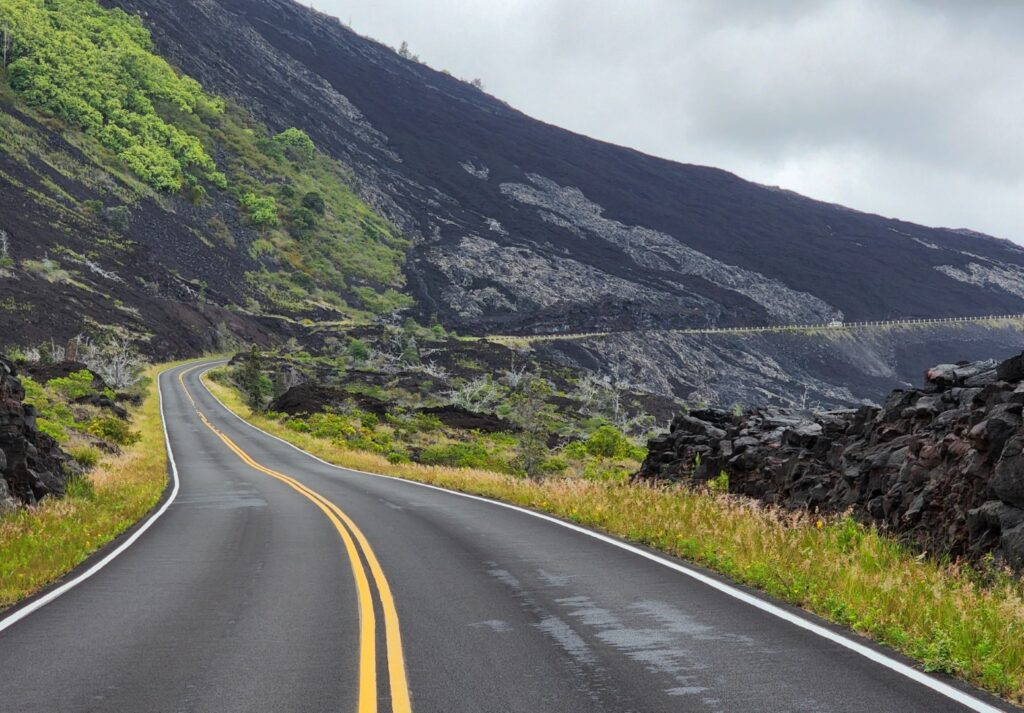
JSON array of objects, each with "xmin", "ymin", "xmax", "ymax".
[{"xmin": 176, "ymin": 365, "xmax": 412, "ymax": 713}]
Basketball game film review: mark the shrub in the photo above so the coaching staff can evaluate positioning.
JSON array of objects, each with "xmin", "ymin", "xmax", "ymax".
[
  {"xmin": 410, "ymin": 413, "xmax": 443, "ymax": 433},
  {"xmin": 208, "ymin": 171, "xmax": 228, "ymax": 190},
  {"xmin": 419, "ymin": 442, "xmax": 491, "ymax": 469},
  {"xmin": 581, "ymin": 460, "xmax": 631, "ymax": 483},
  {"xmin": 234, "ymin": 347, "xmax": 271, "ymax": 409},
  {"xmin": 288, "ymin": 206, "xmax": 318, "ymax": 237},
  {"xmin": 47, "ymin": 370, "xmax": 96, "ymax": 400},
  {"xmin": 347, "ymin": 338, "xmax": 370, "ymax": 363},
  {"xmin": 303, "ymin": 413, "xmax": 356, "ymax": 440},
  {"xmin": 301, "ymin": 191, "xmax": 325, "ymax": 215},
  {"xmin": 103, "ymin": 205, "xmax": 131, "ymax": 232},
  {"xmin": 585, "ymin": 425, "xmax": 645, "ymax": 460},
  {"xmin": 37, "ymin": 418, "xmax": 67, "ymax": 442},
  {"xmin": 86, "ymin": 416, "xmax": 140, "ymax": 446},
  {"xmin": 708, "ymin": 470, "xmax": 730, "ymax": 493},
  {"xmin": 240, "ymin": 192, "xmax": 279, "ymax": 228},
  {"xmin": 541, "ymin": 456, "xmax": 568, "ymax": 474}
]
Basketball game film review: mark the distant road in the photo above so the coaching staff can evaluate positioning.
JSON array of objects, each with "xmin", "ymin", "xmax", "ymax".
[
  {"xmin": 0, "ymin": 361, "xmax": 1013, "ymax": 712},
  {"xmin": 487, "ymin": 313, "xmax": 1024, "ymax": 346}
]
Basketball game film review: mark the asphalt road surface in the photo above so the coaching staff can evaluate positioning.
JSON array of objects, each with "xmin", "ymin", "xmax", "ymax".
[{"xmin": 0, "ymin": 361, "xmax": 1013, "ymax": 713}]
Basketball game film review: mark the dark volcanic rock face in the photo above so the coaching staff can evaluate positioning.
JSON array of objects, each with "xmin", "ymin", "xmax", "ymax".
[
  {"xmin": 84, "ymin": 0, "xmax": 1024, "ymax": 405},
  {"xmin": 268, "ymin": 382, "xmax": 390, "ymax": 417},
  {"xmin": 636, "ymin": 353, "xmax": 1024, "ymax": 568},
  {"xmin": 108, "ymin": 0, "xmax": 1024, "ymax": 336},
  {"xmin": 0, "ymin": 358, "xmax": 75, "ymax": 509}
]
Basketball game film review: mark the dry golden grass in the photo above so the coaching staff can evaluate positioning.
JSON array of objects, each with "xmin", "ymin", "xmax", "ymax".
[
  {"xmin": 0, "ymin": 359, "xmax": 205, "ymax": 609},
  {"xmin": 205, "ymin": 369, "xmax": 1024, "ymax": 703}
]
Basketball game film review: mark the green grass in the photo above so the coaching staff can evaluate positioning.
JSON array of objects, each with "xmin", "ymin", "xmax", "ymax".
[
  {"xmin": 0, "ymin": 358, "xmax": 206, "ymax": 609},
  {"xmin": 205, "ymin": 371, "xmax": 1024, "ymax": 704}
]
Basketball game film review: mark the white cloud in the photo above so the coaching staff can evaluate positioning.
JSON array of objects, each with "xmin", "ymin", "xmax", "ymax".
[{"xmin": 314, "ymin": 0, "xmax": 1024, "ymax": 242}]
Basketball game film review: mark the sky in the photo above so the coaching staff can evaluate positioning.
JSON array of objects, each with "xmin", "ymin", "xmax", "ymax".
[{"xmin": 312, "ymin": 0, "xmax": 1024, "ymax": 243}]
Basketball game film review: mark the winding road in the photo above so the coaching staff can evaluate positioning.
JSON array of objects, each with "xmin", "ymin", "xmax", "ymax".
[{"xmin": 0, "ymin": 361, "xmax": 1013, "ymax": 712}]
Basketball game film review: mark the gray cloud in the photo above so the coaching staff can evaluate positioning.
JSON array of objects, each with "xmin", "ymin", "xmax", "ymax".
[{"xmin": 314, "ymin": 0, "xmax": 1024, "ymax": 242}]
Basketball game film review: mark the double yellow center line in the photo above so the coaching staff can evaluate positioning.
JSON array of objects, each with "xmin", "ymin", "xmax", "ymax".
[{"xmin": 177, "ymin": 366, "xmax": 411, "ymax": 713}]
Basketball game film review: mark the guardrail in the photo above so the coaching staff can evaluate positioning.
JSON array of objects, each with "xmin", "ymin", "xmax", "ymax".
[{"xmin": 486, "ymin": 314, "xmax": 1024, "ymax": 346}]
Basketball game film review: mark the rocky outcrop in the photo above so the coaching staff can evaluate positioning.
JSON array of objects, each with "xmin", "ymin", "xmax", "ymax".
[
  {"xmin": 269, "ymin": 382, "xmax": 390, "ymax": 417},
  {"xmin": 0, "ymin": 358, "xmax": 76, "ymax": 510},
  {"xmin": 418, "ymin": 405, "xmax": 518, "ymax": 435},
  {"xmin": 636, "ymin": 352, "xmax": 1024, "ymax": 568}
]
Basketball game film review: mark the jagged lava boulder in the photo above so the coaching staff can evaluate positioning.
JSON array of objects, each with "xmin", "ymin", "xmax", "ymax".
[
  {"xmin": 636, "ymin": 353, "xmax": 1024, "ymax": 568},
  {"xmin": 0, "ymin": 357, "xmax": 76, "ymax": 510}
]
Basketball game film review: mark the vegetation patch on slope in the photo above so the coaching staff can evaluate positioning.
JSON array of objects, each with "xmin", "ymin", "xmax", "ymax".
[
  {"xmin": 0, "ymin": 0, "xmax": 410, "ymax": 320},
  {"xmin": 0, "ymin": 360, "xmax": 193, "ymax": 609},
  {"xmin": 205, "ymin": 369, "xmax": 1024, "ymax": 705}
]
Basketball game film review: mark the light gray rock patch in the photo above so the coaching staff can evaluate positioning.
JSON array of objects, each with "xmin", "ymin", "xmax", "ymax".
[
  {"xmin": 937, "ymin": 262, "xmax": 1024, "ymax": 299},
  {"xmin": 501, "ymin": 174, "xmax": 840, "ymax": 324},
  {"xmin": 460, "ymin": 160, "xmax": 490, "ymax": 179}
]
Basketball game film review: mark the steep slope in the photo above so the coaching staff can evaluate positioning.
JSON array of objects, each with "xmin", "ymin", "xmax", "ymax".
[
  {"xmin": 0, "ymin": 0, "xmax": 409, "ymax": 356},
  {"xmin": 106, "ymin": 0, "xmax": 1024, "ymax": 337}
]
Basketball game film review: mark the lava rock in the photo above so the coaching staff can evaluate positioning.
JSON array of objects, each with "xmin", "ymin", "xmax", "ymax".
[
  {"xmin": 0, "ymin": 356, "xmax": 75, "ymax": 506},
  {"xmin": 636, "ymin": 353, "xmax": 1024, "ymax": 570}
]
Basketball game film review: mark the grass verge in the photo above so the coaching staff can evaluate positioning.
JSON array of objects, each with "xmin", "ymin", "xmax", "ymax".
[
  {"xmin": 0, "ymin": 359, "xmax": 202, "ymax": 610},
  {"xmin": 205, "ymin": 368, "xmax": 1024, "ymax": 704}
]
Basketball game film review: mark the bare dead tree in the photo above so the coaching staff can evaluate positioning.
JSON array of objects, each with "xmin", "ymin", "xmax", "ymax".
[
  {"xmin": 80, "ymin": 336, "xmax": 147, "ymax": 389},
  {"xmin": 446, "ymin": 375, "xmax": 503, "ymax": 413}
]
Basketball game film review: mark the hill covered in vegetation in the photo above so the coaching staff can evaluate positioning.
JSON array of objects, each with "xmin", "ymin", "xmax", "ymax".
[{"xmin": 0, "ymin": 0, "xmax": 409, "ymax": 355}]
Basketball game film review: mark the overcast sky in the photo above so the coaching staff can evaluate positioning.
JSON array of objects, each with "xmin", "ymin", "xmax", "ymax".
[{"xmin": 313, "ymin": 0, "xmax": 1023, "ymax": 243}]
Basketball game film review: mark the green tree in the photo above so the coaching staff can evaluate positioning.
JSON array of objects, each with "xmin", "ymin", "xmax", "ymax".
[
  {"xmin": 288, "ymin": 206, "xmax": 318, "ymax": 238},
  {"xmin": 301, "ymin": 191, "xmax": 325, "ymax": 215},
  {"xmin": 399, "ymin": 336, "xmax": 420, "ymax": 366},
  {"xmin": 347, "ymin": 338, "xmax": 370, "ymax": 363},
  {"xmin": 236, "ymin": 346, "xmax": 270, "ymax": 410},
  {"xmin": 510, "ymin": 375, "xmax": 556, "ymax": 479},
  {"xmin": 273, "ymin": 127, "xmax": 315, "ymax": 162}
]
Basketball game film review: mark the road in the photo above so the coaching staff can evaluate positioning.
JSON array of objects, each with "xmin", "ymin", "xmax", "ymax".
[
  {"xmin": 485, "ymin": 313, "xmax": 1024, "ymax": 345},
  {"xmin": 0, "ymin": 361, "xmax": 1012, "ymax": 712}
]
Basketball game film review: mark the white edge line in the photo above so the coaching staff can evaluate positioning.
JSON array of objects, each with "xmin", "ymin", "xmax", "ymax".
[
  {"xmin": 0, "ymin": 365, "xmax": 184, "ymax": 635},
  {"xmin": 195, "ymin": 362, "xmax": 1005, "ymax": 713}
]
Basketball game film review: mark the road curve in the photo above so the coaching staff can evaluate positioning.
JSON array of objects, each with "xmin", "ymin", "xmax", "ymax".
[{"xmin": 0, "ymin": 361, "xmax": 1014, "ymax": 713}]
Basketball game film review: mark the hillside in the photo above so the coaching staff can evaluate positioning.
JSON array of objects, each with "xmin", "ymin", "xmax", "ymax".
[
  {"xmin": 107, "ymin": 0, "xmax": 1024, "ymax": 332},
  {"xmin": 3, "ymin": 0, "xmax": 1024, "ymax": 406},
  {"xmin": 0, "ymin": 0, "xmax": 410, "ymax": 355}
]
